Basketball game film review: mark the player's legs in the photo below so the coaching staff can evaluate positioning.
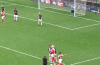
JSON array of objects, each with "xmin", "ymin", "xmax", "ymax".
[
  {"xmin": 2, "ymin": 16, "xmax": 5, "ymax": 24},
  {"xmin": 60, "ymin": 63, "xmax": 64, "ymax": 65},
  {"xmin": 54, "ymin": 54, "xmax": 57, "ymax": 62},
  {"xmin": 55, "ymin": 61, "xmax": 59, "ymax": 65},
  {"xmin": 14, "ymin": 15, "xmax": 16, "ymax": 21},
  {"xmin": 51, "ymin": 54, "xmax": 55, "ymax": 63},
  {"xmin": 72, "ymin": 10, "xmax": 74, "ymax": 16},
  {"xmin": 38, "ymin": 19, "xmax": 40, "ymax": 25},
  {"xmin": 16, "ymin": 15, "xmax": 18, "ymax": 21},
  {"xmin": 40, "ymin": 19, "xmax": 42, "ymax": 25},
  {"xmin": 70, "ymin": 10, "xmax": 74, "ymax": 16},
  {"xmin": 49, "ymin": 54, "xmax": 51, "ymax": 61},
  {"xmin": 70, "ymin": 10, "xmax": 73, "ymax": 16}
]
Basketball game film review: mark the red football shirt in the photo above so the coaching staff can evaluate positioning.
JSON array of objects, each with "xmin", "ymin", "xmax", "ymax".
[
  {"xmin": 51, "ymin": 48, "xmax": 55, "ymax": 54},
  {"xmin": 58, "ymin": 54, "xmax": 63, "ymax": 59}
]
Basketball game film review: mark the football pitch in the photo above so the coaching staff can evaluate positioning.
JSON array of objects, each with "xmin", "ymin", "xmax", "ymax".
[{"xmin": 0, "ymin": 0, "xmax": 100, "ymax": 65}]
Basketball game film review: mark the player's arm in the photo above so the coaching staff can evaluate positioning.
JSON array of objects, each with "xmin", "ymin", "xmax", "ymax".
[
  {"xmin": 63, "ymin": 54, "xmax": 67, "ymax": 56},
  {"xmin": 4, "ymin": 8, "xmax": 5, "ymax": 12}
]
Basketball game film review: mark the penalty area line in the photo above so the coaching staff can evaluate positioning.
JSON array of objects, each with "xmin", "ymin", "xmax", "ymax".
[
  {"xmin": 0, "ymin": 46, "xmax": 42, "ymax": 60},
  {"xmin": 5, "ymin": 13, "xmax": 73, "ymax": 30}
]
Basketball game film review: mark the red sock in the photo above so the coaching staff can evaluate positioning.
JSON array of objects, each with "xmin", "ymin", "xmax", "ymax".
[
  {"xmin": 52, "ymin": 57, "xmax": 55, "ymax": 63},
  {"xmin": 3, "ymin": 19, "xmax": 4, "ymax": 22},
  {"xmin": 52, "ymin": 57, "xmax": 53, "ymax": 62},
  {"xmin": 54, "ymin": 57, "xmax": 55, "ymax": 62}
]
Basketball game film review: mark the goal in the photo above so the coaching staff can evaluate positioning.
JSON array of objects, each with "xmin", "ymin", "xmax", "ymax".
[{"xmin": 38, "ymin": 0, "xmax": 87, "ymax": 17}]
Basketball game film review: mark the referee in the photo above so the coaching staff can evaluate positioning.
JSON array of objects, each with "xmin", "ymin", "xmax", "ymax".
[{"xmin": 43, "ymin": 55, "xmax": 48, "ymax": 65}]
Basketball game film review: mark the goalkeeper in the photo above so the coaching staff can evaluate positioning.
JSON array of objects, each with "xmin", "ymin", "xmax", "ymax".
[{"xmin": 70, "ymin": 3, "xmax": 74, "ymax": 16}]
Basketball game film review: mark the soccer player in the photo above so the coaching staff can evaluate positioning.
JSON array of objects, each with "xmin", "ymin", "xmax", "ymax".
[
  {"xmin": 55, "ymin": 52, "xmax": 67, "ymax": 65},
  {"xmin": 13, "ymin": 8, "xmax": 18, "ymax": 21},
  {"xmin": 1, "ymin": 5, "xmax": 5, "ymax": 13},
  {"xmin": 51, "ymin": 45, "xmax": 55, "ymax": 63},
  {"xmin": 1, "ymin": 11, "xmax": 6, "ymax": 24},
  {"xmin": 70, "ymin": 3, "xmax": 74, "ymax": 16},
  {"xmin": 54, "ymin": 46, "xmax": 57, "ymax": 62},
  {"xmin": 48, "ymin": 45, "xmax": 52, "ymax": 62},
  {"xmin": 43, "ymin": 55, "xmax": 48, "ymax": 65},
  {"xmin": 38, "ymin": 12, "xmax": 42, "ymax": 26}
]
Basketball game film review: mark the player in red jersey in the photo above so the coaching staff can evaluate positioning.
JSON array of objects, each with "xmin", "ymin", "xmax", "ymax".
[
  {"xmin": 51, "ymin": 45, "xmax": 55, "ymax": 63},
  {"xmin": 1, "ymin": 11, "xmax": 6, "ymax": 24},
  {"xmin": 55, "ymin": 52, "xmax": 67, "ymax": 65}
]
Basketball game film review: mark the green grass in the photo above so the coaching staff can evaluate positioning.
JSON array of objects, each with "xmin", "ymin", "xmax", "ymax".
[{"xmin": 0, "ymin": 0, "xmax": 100, "ymax": 65}]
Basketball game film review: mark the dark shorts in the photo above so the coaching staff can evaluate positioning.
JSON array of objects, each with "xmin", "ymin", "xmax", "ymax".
[
  {"xmin": 43, "ymin": 63, "xmax": 47, "ymax": 65},
  {"xmin": 71, "ymin": 10, "xmax": 74, "ymax": 13}
]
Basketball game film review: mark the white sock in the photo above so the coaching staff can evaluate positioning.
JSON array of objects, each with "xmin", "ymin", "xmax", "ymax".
[
  {"xmin": 38, "ymin": 22, "xmax": 39, "ymax": 25},
  {"xmin": 49, "ymin": 57, "xmax": 51, "ymax": 62},
  {"xmin": 16, "ymin": 17, "xmax": 17, "ymax": 21},
  {"xmin": 41, "ymin": 22, "xmax": 42, "ymax": 25},
  {"xmin": 54, "ymin": 57, "xmax": 57, "ymax": 62},
  {"xmin": 14, "ymin": 17, "xmax": 15, "ymax": 20}
]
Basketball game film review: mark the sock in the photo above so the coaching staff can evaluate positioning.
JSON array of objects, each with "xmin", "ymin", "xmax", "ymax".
[
  {"xmin": 3, "ymin": 19, "xmax": 4, "ymax": 22},
  {"xmin": 38, "ymin": 22, "xmax": 39, "ymax": 25},
  {"xmin": 52, "ymin": 57, "xmax": 55, "ymax": 63},
  {"xmin": 54, "ymin": 57, "xmax": 57, "ymax": 62},
  {"xmin": 71, "ymin": 13, "xmax": 72, "ymax": 16},
  {"xmin": 73, "ymin": 13, "xmax": 74, "ymax": 16},
  {"xmin": 52, "ymin": 57, "xmax": 53, "ymax": 63},
  {"xmin": 16, "ymin": 17, "xmax": 17, "ymax": 21},
  {"xmin": 49, "ymin": 57, "xmax": 51, "ymax": 62},
  {"xmin": 14, "ymin": 17, "xmax": 15, "ymax": 20},
  {"xmin": 41, "ymin": 22, "xmax": 42, "ymax": 25}
]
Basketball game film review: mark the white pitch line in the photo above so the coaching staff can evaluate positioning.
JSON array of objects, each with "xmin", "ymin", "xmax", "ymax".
[
  {"xmin": 5, "ymin": 13, "xmax": 72, "ymax": 30},
  {"xmin": 1, "ymin": 2, "xmax": 100, "ymax": 30},
  {"xmin": 4, "ymin": 5, "xmax": 13, "ymax": 6},
  {"xmin": 70, "ymin": 57, "xmax": 100, "ymax": 65},
  {"xmin": 73, "ymin": 23, "xmax": 100, "ymax": 29},
  {"xmin": 4, "ymin": 13, "xmax": 100, "ymax": 30},
  {"xmin": 0, "ymin": 1, "xmax": 100, "ymax": 23},
  {"xmin": 0, "ymin": 46, "xmax": 42, "ymax": 60}
]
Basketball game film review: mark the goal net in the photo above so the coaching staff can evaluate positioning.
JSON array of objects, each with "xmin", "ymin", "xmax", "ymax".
[{"xmin": 38, "ymin": 0, "xmax": 87, "ymax": 17}]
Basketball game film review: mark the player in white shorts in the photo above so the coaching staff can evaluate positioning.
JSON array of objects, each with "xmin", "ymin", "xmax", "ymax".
[
  {"xmin": 55, "ymin": 52, "xmax": 67, "ymax": 65},
  {"xmin": 48, "ymin": 45, "xmax": 52, "ymax": 62},
  {"xmin": 13, "ymin": 8, "xmax": 18, "ymax": 21},
  {"xmin": 38, "ymin": 12, "xmax": 42, "ymax": 26}
]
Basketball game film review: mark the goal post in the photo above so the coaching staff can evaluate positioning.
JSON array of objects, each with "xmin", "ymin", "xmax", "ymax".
[
  {"xmin": 38, "ymin": 0, "xmax": 87, "ymax": 17},
  {"xmin": 38, "ymin": 0, "xmax": 40, "ymax": 9}
]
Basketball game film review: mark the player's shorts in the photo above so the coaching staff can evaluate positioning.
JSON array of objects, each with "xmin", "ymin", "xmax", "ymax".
[
  {"xmin": 14, "ymin": 15, "xmax": 18, "ymax": 17},
  {"xmin": 2, "ymin": 16, "xmax": 5, "ymax": 19},
  {"xmin": 58, "ymin": 59, "xmax": 62, "ymax": 63},
  {"xmin": 71, "ymin": 10, "xmax": 74, "ymax": 13},
  {"xmin": 49, "ymin": 53, "xmax": 51, "ymax": 57},
  {"xmin": 51, "ymin": 54, "xmax": 56, "ymax": 57},
  {"xmin": 54, "ymin": 54, "xmax": 56, "ymax": 57},
  {"xmin": 38, "ymin": 19, "xmax": 42, "ymax": 22},
  {"xmin": 43, "ymin": 63, "xmax": 47, "ymax": 65}
]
